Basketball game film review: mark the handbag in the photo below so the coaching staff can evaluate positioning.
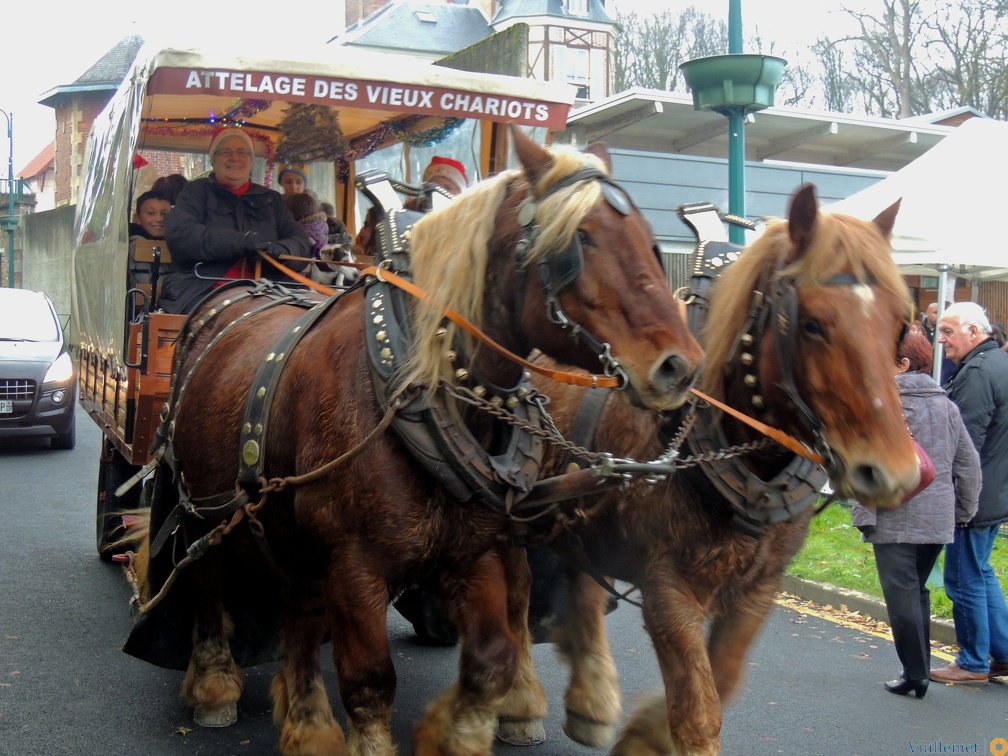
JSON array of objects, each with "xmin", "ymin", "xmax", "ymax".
[{"xmin": 901, "ymin": 437, "xmax": 937, "ymax": 504}]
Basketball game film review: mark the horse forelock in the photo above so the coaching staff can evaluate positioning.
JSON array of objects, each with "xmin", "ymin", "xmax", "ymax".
[
  {"xmin": 525, "ymin": 148, "xmax": 607, "ymax": 265},
  {"xmin": 701, "ymin": 212, "xmax": 911, "ymax": 396}
]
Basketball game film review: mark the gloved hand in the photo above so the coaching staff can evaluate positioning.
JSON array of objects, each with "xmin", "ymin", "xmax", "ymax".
[
  {"xmin": 243, "ymin": 231, "xmax": 269, "ymax": 252},
  {"xmin": 259, "ymin": 242, "xmax": 284, "ymax": 260}
]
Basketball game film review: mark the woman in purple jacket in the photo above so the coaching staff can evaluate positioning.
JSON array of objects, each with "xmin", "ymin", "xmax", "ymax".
[{"xmin": 852, "ymin": 330, "xmax": 980, "ymax": 699}]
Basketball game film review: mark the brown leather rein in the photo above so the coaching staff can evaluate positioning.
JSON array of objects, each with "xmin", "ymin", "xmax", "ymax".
[{"xmin": 262, "ymin": 252, "xmax": 824, "ymax": 464}]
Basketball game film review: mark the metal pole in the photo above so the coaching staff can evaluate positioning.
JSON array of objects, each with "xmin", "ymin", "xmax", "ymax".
[
  {"xmin": 727, "ymin": 0, "xmax": 745, "ymax": 245},
  {"xmin": 0, "ymin": 109, "xmax": 13, "ymax": 288}
]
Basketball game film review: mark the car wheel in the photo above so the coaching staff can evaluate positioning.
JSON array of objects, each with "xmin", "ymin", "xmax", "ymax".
[
  {"xmin": 96, "ymin": 439, "xmax": 142, "ymax": 561},
  {"xmin": 51, "ymin": 413, "xmax": 76, "ymax": 450}
]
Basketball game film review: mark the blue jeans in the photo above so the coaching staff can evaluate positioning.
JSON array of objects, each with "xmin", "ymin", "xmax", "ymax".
[{"xmin": 943, "ymin": 525, "xmax": 1008, "ymax": 673}]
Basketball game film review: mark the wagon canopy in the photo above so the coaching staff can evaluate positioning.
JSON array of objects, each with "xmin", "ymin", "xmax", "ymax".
[{"xmin": 72, "ymin": 42, "xmax": 576, "ymax": 364}]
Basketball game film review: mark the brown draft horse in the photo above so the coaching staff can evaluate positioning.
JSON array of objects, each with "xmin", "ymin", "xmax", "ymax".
[
  {"xmin": 123, "ymin": 128, "xmax": 704, "ymax": 756},
  {"xmin": 520, "ymin": 185, "xmax": 922, "ymax": 755}
]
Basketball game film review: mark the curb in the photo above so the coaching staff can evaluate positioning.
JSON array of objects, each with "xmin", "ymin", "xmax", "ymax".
[{"xmin": 781, "ymin": 574, "xmax": 958, "ymax": 647}]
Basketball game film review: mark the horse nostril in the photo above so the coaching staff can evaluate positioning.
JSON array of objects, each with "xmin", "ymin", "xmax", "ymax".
[
  {"xmin": 653, "ymin": 353, "xmax": 693, "ymax": 394},
  {"xmin": 850, "ymin": 462, "xmax": 885, "ymax": 495}
]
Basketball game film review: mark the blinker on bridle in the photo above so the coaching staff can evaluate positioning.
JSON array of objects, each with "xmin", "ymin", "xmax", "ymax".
[{"xmin": 514, "ymin": 167, "xmax": 638, "ymax": 389}]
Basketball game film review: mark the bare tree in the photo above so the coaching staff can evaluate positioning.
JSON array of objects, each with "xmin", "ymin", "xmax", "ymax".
[
  {"xmin": 927, "ymin": 0, "xmax": 1008, "ymax": 119},
  {"xmin": 614, "ymin": 7, "xmax": 727, "ymax": 92},
  {"xmin": 841, "ymin": 0, "xmax": 935, "ymax": 117},
  {"xmin": 812, "ymin": 38, "xmax": 858, "ymax": 112}
]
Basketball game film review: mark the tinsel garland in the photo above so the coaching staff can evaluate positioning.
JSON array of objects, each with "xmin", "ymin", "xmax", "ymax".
[
  {"xmin": 389, "ymin": 117, "xmax": 465, "ymax": 147},
  {"xmin": 140, "ymin": 121, "xmax": 277, "ymax": 187}
]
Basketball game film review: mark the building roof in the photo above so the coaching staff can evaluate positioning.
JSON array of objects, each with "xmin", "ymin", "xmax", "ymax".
[
  {"xmin": 18, "ymin": 141, "xmax": 55, "ymax": 179},
  {"xmin": 38, "ymin": 35, "xmax": 144, "ymax": 108},
  {"xmin": 558, "ymin": 88, "xmax": 959, "ymax": 173},
  {"xmin": 493, "ymin": 0, "xmax": 614, "ymax": 25},
  {"xmin": 333, "ymin": 2, "xmax": 490, "ymax": 56}
]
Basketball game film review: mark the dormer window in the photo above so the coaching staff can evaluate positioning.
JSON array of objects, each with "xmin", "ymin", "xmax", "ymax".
[
  {"xmin": 415, "ymin": 10, "xmax": 436, "ymax": 23},
  {"xmin": 566, "ymin": 0, "xmax": 589, "ymax": 15}
]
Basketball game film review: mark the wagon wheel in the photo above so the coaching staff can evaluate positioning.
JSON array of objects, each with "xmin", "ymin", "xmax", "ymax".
[{"xmin": 96, "ymin": 438, "xmax": 144, "ymax": 561}]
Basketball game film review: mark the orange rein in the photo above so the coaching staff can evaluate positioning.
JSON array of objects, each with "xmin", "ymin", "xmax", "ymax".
[
  {"xmin": 262, "ymin": 252, "xmax": 622, "ymax": 389},
  {"xmin": 261, "ymin": 253, "xmax": 825, "ymax": 464}
]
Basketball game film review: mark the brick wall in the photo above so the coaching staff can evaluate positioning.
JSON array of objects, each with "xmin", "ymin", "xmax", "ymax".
[{"xmin": 53, "ymin": 93, "xmax": 113, "ymax": 208}]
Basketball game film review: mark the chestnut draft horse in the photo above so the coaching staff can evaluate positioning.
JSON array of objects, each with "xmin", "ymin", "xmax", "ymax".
[
  {"xmin": 122, "ymin": 128, "xmax": 703, "ymax": 756},
  {"xmin": 521, "ymin": 185, "xmax": 921, "ymax": 755}
]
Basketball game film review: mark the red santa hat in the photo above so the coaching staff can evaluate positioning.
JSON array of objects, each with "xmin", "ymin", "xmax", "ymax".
[{"xmin": 422, "ymin": 156, "xmax": 468, "ymax": 194}]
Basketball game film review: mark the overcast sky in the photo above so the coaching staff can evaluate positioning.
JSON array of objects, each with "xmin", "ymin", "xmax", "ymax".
[{"xmin": 6, "ymin": 0, "xmax": 865, "ymax": 174}]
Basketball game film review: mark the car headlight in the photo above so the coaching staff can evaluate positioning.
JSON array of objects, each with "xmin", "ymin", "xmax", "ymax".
[{"xmin": 43, "ymin": 351, "xmax": 75, "ymax": 385}]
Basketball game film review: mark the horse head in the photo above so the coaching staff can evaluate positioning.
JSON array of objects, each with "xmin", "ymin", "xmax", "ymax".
[
  {"xmin": 400, "ymin": 127, "xmax": 703, "ymax": 412},
  {"xmin": 507, "ymin": 127, "xmax": 704, "ymax": 410},
  {"xmin": 704, "ymin": 183, "xmax": 920, "ymax": 509}
]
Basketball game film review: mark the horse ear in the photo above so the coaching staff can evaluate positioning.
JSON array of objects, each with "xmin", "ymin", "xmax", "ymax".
[
  {"xmin": 873, "ymin": 198, "xmax": 901, "ymax": 239},
  {"xmin": 584, "ymin": 141, "xmax": 612, "ymax": 173},
  {"xmin": 510, "ymin": 124, "xmax": 554, "ymax": 189},
  {"xmin": 788, "ymin": 183, "xmax": 819, "ymax": 255}
]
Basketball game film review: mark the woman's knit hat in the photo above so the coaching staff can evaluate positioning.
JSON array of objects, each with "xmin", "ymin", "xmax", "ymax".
[
  {"xmin": 208, "ymin": 127, "xmax": 255, "ymax": 158},
  {"xmin": 422, "ymin": 156, "xmax": 468, "ymax": 194},
  {"xmin": 278, "ymin": 164, "xmax": 309, "ymax": 184}
]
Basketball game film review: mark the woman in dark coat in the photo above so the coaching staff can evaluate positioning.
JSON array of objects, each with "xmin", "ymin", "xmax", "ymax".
[
  {"xmin": 851, "ymin": 330, "xmax": 980, "ymax": 698},
  {"xmin": 160, "ymin": 128, "xmax": 311, "ymax": 314}
]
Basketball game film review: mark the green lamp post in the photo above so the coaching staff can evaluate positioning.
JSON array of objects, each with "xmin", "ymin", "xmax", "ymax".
[
  {"xmin": 0, "ymin": 108, "xmax": 17, "ymax": 288},
  {"xmin": 679, "ymin": 0, "xmax": 785, "ymax": 244}
]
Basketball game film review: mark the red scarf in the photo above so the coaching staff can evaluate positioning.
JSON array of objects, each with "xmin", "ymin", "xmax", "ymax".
[{"xmin": 216, "ymin": 179, "xmax": 255, "ymax": 285}]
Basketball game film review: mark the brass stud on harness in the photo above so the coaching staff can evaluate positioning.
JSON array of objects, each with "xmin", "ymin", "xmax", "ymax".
[
  {"xmin": 373, "ymin": 314, "xmax": 384, "ymax": 325},
  {"xmin": 751, "ymin": 395, "xmax": 764, "ymax": 409},
  {"xmin": 740, "ymin": 333, "xmax": 753, "ymax": 346},
  {"xmin": 380, "ymin": 347, "xmax": 393, "ymax": 361},
  {"xmin": 266, "ymin": 352, "xmax": 276, "ymax": 362},
  {"xmin": 242, "ymin": 439, "xmax": 260, "ymax": 466},
  {"xmin": 489, "ymin": 396, "xmax": 503, "ymax": 408},
  {"xmin": 454, "ymin": 368, "xmax": 470, "ymax": 382},
  {"xmin": 446, "ymin": 350, "xmax": 457, "ymax": 363},
  {"xmin": 254, "ymin": 423, "xmax": 263, "ymax": 435},
  {"xmin": 376, "ymin": 330, "xmax": 387, "ymax": 341},
  {"xmin": 473, "ymin": 385, "xmax": 487, "ymax": 398},
  {"xmin": 744, "ymin": 374, "xmax": 758, "ymax": 388},
  {"xmin": 516, "ymin": 387, "xmax": 528, "ymax": 399},
  {"xmin": 257, "ymin": 386, "xmax": 267, "ymax": 399},
  {"xmin": 436, "ymin": 327, "xmax": 448, "ymax": 339},
  {"xmin": 243, "ymin": 422, "xmax": 252, "ymax": 434},
  {"xmin": 740, "ymin": 352, "xmax": 754, "ymax": 366},
  {"xmin": 505, "ymin": 396, "xmax": 519, "ymax": 409}
]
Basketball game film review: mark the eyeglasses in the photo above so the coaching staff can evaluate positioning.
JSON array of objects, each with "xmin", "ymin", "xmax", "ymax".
[{"xmin": 215, "ymin": 148, "xmax": 252, "ymax": 159}]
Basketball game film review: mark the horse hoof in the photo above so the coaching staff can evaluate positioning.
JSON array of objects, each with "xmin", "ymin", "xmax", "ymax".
[
  {"xmin": 496, "ymin": 717, "xmax": 546, "ymax": 746},
  {"xmin": 564, "ymin": 710, "xmax": 615, "ymax": 748},
  {"xmin": 194, "ymin": 702, "xmax": 238, "ymax": 728}
]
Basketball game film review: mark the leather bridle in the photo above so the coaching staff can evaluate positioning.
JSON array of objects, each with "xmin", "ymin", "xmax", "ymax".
[{"xmin": 513, "ymin": 167, "xmax": 641, "ymax": 390}]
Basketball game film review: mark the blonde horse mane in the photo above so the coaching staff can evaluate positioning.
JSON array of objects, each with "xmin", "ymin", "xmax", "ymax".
[
  {"xmin": 700, "ymin": 210, "xmax": 911, "ymax": 396},
  {"xmin": 394, "ymin": 145, "xmax": 608, "ymax": 394}
]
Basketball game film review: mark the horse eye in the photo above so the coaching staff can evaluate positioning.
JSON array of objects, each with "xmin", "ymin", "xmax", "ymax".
[
  {"xmin": 577, "ymin": 230, "xmax": 594, "ymax": 248},
  {"xmin": 802, "ymin": 318, "xmax": 825, "ymax": 338}
]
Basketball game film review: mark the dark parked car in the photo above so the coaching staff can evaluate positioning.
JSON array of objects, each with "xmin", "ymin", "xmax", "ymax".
[{"xmin": 0, "ymin": 289, "xmax": 77, "ymax": 449}]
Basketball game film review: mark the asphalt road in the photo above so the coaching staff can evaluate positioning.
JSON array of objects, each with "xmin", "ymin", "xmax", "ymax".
[{"xmin": 1, "ymin": 405, "xmax": 1006, "ymax": 755}]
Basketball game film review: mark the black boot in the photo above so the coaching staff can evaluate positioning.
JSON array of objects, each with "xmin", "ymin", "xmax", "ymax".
[{"xmin": 885, "ymin": 677, "xmax": 928, "ymax": 698}]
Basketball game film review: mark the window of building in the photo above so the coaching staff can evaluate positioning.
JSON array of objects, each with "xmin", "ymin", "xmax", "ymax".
[
  {"xmin": 567, "ymin": 0, "xmax": 589, "ymax": 15},
  {"xmin": 555, "ymin": 46, "xmax": 590, "ymax": 99}
]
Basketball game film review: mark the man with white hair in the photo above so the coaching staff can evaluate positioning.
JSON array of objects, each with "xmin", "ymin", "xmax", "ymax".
[{"xmin": 930, "ymin": 301, "xmax": 1008, "ymax": 684}]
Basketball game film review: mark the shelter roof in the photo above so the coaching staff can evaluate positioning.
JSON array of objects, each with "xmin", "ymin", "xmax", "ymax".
[
  {"xmin": 18, "ymin": 141, "xmax": 55, "ymax": 179},
  {"xmin": 38, "ymin": 35, "xmax": 144, "ymax": 107},
  {"xmin": 333, "ymin": 1, "xmax": 490, "ymax": 55},
  {"xmin": 558, "ymin": 89, "xmax": 957, "ymax": 174},
  {"xmin": 492, "ymin": 0, "xmax": 615, "ymax": 25}
]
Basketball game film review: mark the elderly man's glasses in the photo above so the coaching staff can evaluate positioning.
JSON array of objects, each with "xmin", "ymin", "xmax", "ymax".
[{"xmin": 216, "ymin": 148, "xmax": 252, "ymax": 159}]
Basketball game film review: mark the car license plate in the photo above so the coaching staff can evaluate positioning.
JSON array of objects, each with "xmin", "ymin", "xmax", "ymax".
[{"xmin": 0, "ymin": 400, "xmax": 11, "ymax": 414}]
